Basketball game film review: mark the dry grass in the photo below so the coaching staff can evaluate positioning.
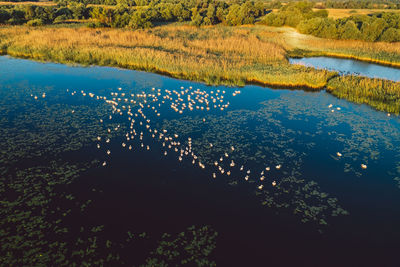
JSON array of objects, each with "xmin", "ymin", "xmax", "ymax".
[
  {"xmin": 321, "ymin": 8, "xmax": 400, "ymax": 19},
  {"xmin": 279, "ymin": 26, "xmax": 400, "ymax": 66},
  {"xmin": 0, "ymin": 24, "xmax": 333, "ymax": 88}
]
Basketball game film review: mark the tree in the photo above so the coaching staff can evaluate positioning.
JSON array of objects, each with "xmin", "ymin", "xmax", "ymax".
[
  {"xmin": 361, "ymin": 18, "xmax": 388, "ymax": 41},
  {"xmin": 69, "ymin": 2, "xmax": 87, "ymax": 19},
  {"xmin": 225, "ymin": 4, "xmax": 241, "ymax": 26},
  {"xmin": 190, "ymin": 7, "xmax": 203, "ymax": 26},
  {"xmin": 129, "ymin": 9, "xmax": 152, "ymax": 29},
  {"xmin": 206, "ymin": 4, "xmax": 216, "ymax": 24},
  {"xmin": 0, "ymin": 9, "xmax": 10, "ymax": 24},
  {"xmin": 380, "ymin": 27, "xmax": 400, "ymax": 42},
  {"xmin": 339, "ymin": 20, "xmax": 362, "ymax": 40}
]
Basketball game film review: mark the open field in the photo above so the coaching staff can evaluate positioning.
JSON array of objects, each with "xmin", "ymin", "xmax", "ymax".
[
  {"xmin": 320, "ymin": 8, "xmax": 400, "ymax": 19},
  {"xmin": 0, "ymin": 23, "xmax": 399, "ymax": 113}
]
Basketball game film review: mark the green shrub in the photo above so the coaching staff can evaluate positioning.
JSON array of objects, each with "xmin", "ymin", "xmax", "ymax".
[{"xmin": 26, "ymin": 18, "xmax": 44, "ymax": 26}]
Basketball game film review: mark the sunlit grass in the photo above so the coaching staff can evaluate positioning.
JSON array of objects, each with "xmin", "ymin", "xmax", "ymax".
[
  {"xmin": 320, "ymin": 8, "xmax": 400, "ymax": 19},
  {"xmin": 327, "ymin": 76, "xmax": 400, "ymax": 114},
  {"xmin": 0, "ymin": 24, "xmax": 333, "ymax": 88}
]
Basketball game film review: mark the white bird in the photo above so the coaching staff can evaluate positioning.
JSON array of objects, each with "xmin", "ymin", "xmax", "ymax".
[
  {"xmin": 361, "ymin": 164, "xmax": 367, "ymax": 169},
  {"xmin": 275, "ymin": 165, "xmax": 281, "ymax": 170},
  {"xmin": 337, "ymin": 152, "xmax": 342, "ymax": 157},
  {"xmin": 272, "ymin": 181, "xmax": 277, "ymax": 187}
]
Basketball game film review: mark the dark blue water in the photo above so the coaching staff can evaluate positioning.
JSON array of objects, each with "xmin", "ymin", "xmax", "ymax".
[
  {"xmin": 289, "ymin": 56, "xmax": 400, "ymax": 81},
  {"xmin": 1, "ymin": 56, "xmax": 400, "ymax": 266}
]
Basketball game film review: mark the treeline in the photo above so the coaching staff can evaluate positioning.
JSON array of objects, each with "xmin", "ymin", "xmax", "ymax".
[
  {"xmin": 262, "ymin": 1, "xmax": 400, "ymax": 42},
  {"xmin": 323, "ymin": 0, "xmax": 400, "ymax": 9},
  {"xmin": 0, "ymin": 0, "xmax": 39, "ymax": 2},
  {"xmin": 0, "ymin": 2, "xmax": 88, "ymax": 25},
  {"xmin": 0, "ymin": 0, "xmax": 267, "ymax": 28}
]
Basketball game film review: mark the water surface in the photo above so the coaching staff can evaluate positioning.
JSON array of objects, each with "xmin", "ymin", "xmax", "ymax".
[
  {"xmin": 290, "ymin": 56, "xmax": 400, "ymax": 81},
  {"xmin": 1, "ymin": 56, "xmax": 400, "ymax": 266}
]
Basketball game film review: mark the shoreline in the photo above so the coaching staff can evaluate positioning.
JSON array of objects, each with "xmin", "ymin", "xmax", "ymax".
[
  {"xmin": 1, "ymin": 51, "xmax": 399, "ymax": 115},
  {"xmin": 0, "ymin": 50, "xmax": 332, "ymax": 91},
  {"xmin": 289, "ymin": 50, "xmax": 400, "ymax": 69}
]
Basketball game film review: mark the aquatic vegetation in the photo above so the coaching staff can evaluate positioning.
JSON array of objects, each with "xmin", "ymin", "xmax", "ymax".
[
  {"xmin": 1, "ymin": 56, "xmax": 400, "ymax": 265},
  {"xmin": 327, "ymin": 76, "xmax": 400, "ymax": 114},
  {"xmin": 142, "ymin": 225, "xmax": 217, "ymax": 267},
  {"xmin": 162, "ymin": 108, "xmax": 349, "ymax": 226},
  {"xmin": 0, "ymin": 82, "xmax": 220, "ymax": 265}
]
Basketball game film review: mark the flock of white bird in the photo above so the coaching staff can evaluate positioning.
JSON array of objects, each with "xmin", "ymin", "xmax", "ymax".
[
  {"xmin": 30, "ymin": 86, "xmax": 372, "ymax": 192},
  {"xmin": 69, "ymin": 85, "xmax": 281, "ymax": 189}
]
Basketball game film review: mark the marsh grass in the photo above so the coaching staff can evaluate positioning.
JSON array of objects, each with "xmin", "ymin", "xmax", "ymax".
[
  {"xmin": 327, "ymin": 76, "xmax": 400, "ymax": 114},
  {"xmin": 0, "ymin": 25, "xmax": 333, "ymax": 88},
  {"xmin": 284, "ymin": 28, "xmax": 400, "ymax": 67}
]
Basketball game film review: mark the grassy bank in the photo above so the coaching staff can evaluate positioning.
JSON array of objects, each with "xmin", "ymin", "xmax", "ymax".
[
  {"xmin": 327, "ymin": 76, "xmax": 400, "ymax": 114},
  {"xmin": 0, "ymin": 25, "xmax": 334, "ymax": 89},
  {"xmin": 0, "ymin": 24, "xmax": 399, "ymax": 113},
  {"xmin": 281, "ymin": 27, "xmax": 400, "ymax": 67}
]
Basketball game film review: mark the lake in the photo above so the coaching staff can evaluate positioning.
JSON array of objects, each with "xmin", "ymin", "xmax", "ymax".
[
  {"xmin": 1, "ymin": 55, "xmax": 400, "ymax": 266},
  {"xmin": 289, "ymin": 56, "xmax": 400, "ymax": 81}
]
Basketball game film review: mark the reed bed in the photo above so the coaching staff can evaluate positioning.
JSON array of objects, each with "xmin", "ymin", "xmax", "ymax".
[
  {"xmin": 327, "ymin": 76, "xmax": 400, "ymax": 114},
  {"xmin": 0, "ymin": 25, "xmax": 332, "ymax": 88},
  {"xmin": 288, "ymin": 29, "xmax": 400, "ymax": 67}
]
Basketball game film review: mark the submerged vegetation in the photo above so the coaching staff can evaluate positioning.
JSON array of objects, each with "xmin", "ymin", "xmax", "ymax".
[{"xmin": 0, "ymin": 80, "xmax": 219, "ymax": 266}]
